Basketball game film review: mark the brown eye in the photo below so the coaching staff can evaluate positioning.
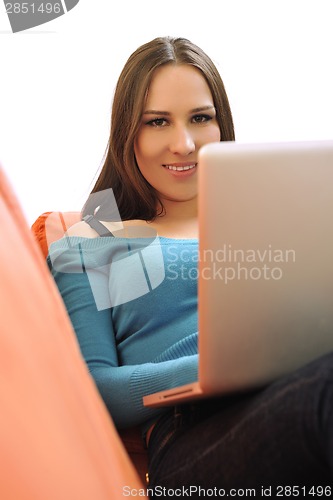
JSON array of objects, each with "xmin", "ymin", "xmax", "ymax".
[
  {"xmin": 147, "ymin": 118, "xmax": 167, "ymax": 127},
  {"xmin": 192, "ymin": 114, "xmax": 212, "ymax": 124}
]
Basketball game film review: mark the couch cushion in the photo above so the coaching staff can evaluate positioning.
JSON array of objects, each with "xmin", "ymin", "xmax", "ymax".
[
  {"xmin": 0, "ymin": 166, "xmax": 143, "ymax": 499},
  {"xmin": 31, "ymin": 210, "xmax": 81, "ymax": 258}
]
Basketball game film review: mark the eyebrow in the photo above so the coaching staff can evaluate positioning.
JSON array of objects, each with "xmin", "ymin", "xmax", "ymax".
[{"xmin": 143, "ymin": 105, "xmax": 215, "ymax": 115}]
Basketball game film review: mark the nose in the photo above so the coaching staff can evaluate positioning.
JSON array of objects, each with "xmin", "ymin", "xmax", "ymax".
[{"xmin": 168, "ymin": 125, "xmax": 195, "ymax": 156}]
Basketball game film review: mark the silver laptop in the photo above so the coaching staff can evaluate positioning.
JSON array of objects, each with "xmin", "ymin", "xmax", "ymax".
[{"xmin": 143, "ymin": 139, "xmax": 333, "ymax": 408}]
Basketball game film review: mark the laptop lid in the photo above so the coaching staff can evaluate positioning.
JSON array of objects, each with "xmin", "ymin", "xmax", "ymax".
[{"xmin": 197, "ymin": 139, "xmax": 333, "ymax": 394}]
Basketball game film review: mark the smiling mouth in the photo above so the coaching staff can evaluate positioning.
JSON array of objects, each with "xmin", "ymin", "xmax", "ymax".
[{"xmin": 163, "ymin": 163, "xmax": 197, "ymax": 172}]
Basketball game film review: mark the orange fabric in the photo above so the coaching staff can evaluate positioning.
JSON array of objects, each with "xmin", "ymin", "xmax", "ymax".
[
  {"xmin": 0, "ymin": 166, "xmax": 144, "ymax": 499},
  {"xmin": 31, "ymin": 210, "xmax": 81, "ymax": 258}
]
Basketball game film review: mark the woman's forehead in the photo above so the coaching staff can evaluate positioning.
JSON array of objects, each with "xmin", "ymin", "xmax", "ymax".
[{"xmin": 144, "ymin": 65, "xmax": 214, "ymax": 112}]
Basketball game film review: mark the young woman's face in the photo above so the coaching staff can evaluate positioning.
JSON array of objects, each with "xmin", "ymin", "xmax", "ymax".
[{"xmin": 134, "ymin": 64, "xmax": 221, "ymax": 206}]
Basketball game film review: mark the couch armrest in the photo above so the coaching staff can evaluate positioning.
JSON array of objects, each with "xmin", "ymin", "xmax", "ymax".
[{"xmin": 0, "ymin": 166, "xmax": 144, "ymax": 499}]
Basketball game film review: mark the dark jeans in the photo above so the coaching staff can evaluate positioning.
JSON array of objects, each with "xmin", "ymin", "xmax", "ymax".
[{"xmin": 147, "ymin": 353, "xmax": 333, "ymax": 496}]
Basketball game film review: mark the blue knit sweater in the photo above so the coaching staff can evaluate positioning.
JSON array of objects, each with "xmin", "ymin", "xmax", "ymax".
[{"xmin": 48, "ymin": 235, "xmax": 198, "ymax": 430}]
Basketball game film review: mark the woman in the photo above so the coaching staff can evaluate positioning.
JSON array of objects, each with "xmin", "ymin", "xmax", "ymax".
[{"xmin": 49, "ymin": 37, "xmax": 333, "ymax": 493}]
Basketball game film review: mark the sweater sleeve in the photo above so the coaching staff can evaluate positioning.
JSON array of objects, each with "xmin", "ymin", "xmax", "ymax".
[{"xmin": 48, "ymin": 247, "xmax": 198, "ymax": 429}]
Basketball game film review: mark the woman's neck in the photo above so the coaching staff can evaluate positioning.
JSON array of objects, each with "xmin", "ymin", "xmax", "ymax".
[{"xmin": 149, "ymin": 198, "xmax": 198, "ymax": 239}]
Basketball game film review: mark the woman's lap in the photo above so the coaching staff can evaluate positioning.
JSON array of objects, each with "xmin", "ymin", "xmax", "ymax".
[{"xmin": 147, "ymin": 352, "xmax": 333, "ymax": 492}]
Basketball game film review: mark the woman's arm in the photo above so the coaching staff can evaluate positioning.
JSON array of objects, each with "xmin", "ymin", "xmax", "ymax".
[{"xmin": 49, "ymin": 252, "xmax": 198, "ymax": 428}]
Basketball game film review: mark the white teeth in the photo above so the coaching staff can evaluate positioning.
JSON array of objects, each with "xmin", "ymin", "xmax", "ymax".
[{"xmin": 164, "ymin": 164, "xmax": 196, "ymax": 171}]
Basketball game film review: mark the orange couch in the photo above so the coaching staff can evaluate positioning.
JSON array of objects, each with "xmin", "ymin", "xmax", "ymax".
[{"xmin": 0, "ymin": 165, "xmax": 145, "ymax": 499}]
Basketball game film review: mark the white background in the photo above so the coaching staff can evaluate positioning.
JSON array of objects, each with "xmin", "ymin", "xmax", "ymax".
[{"xmin": 0, "ymin": 0, "xmax": 332, "ymax": 224}]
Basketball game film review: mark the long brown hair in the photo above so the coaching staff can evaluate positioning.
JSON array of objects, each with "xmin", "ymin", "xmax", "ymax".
[{"xmin": 83, "ymin": 36, "xmax": 235, "ymax": 221}]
